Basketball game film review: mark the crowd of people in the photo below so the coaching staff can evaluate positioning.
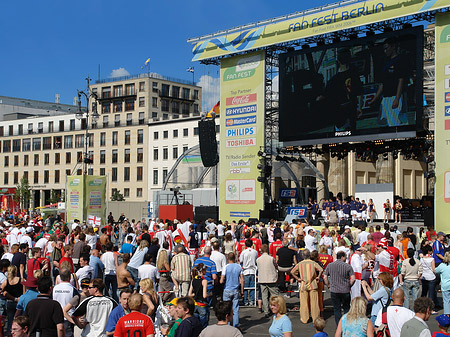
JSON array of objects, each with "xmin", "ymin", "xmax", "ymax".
[{"xmin": 0, "ymin": 210, "xmax": 448, "ymax": 337}]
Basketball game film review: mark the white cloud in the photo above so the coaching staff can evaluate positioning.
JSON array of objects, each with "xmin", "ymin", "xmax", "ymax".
[
  {"xmin": 197, "ymin": 74, "xmax": 220, "ymax": 112},
  {"xmin": 110, "ymin": 67, "xmax": 130, "ymax": 78}
]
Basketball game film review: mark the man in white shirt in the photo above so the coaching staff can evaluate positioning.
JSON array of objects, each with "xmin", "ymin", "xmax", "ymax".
[
  {"xmin": 75, "ymin": 254, "xmax": 95, "ymax": 287},
  {"xmin": 101, "ymin": 242, "xmax": 119, "ymax": 302},
  {"xmin": 239, "ymin": 240, "xmax": 258, "ymax": 306},
  {"xmin": 357, "ymin": 226, "xmax": 370, "ymax": 246},
  {"xmin": 210, "ymin": 241, "xmax": 227, "ymax": 302},
  {"xmin": 206, "ymin": 219, "xmax": 217, "ymax": 236},
  {"xmin": 137, "ymin": 253, "xmax": 159, "ymax": 290},
  {"xmin": 305, "ymin": 229, "xmax": 318, "ymax": 252},
  {"xmin": 217, "ymin": 222, "xmax": 225, "ymax": 243},
  {"xmin": 20, "ymin": 227, "xmax": 33, "ymax": 248},
  {"xmin": 319, "ymin": 228, "xmax": 333, "ymax": 255},
  {"xmin": 53, "ymin": 268, "xmax": 79, "ymax": 337},
  {"xmin": 34, "ymin": 235, "xmax": 48, "ymax": 252}
]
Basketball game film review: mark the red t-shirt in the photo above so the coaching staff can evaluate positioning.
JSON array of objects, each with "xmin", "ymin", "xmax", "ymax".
[
  {"xmin": 38, "ymin": 257, "xmax": 51, "ymax": 276},
  {"xmin": 362, "ymin": 240, "xmax": 377, "ymax": 254},
  {"xmin": 105, "ymin": 225, "xmax": 113, "ymax": 236},
  {"xmin": 426, "ymin": 230, "xmax": 436, "ymax": 241},
  {"xmin": 26, "ymin": 259, "xmax": 41, "ymax": 282},
  {"xmin": 270, "ymin": 240, "xmax": 283, "ymax": 259},
  {"xmin": 114, "ymin": 311, "xmax": 154, "ymax": 337},
  {"xmin": 319, "ymin": 254, "xmax": 333, "ymax": 270},
  {"xmin": 251, "ymin": 238, "xmax": 262, "ymax": 254},
  {"xmin": 59, "ymin": 257, "xmax": 74, "ymax": 273},
  {"xmin": 236, "ymin": 240, "xmax": 246, "ymax": 255}
]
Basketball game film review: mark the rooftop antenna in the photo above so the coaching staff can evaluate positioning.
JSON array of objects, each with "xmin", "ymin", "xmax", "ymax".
[
  {"xmin": 73, "ymin": 96, "xmax": 78, "ymax": 106},
  {"xmin": 55, "ymin": 94, "xmax": 60, "ymax": 104}
]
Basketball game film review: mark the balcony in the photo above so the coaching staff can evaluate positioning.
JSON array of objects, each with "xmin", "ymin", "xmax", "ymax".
[
  {"xmin": 158, "ymin": 90, "xmax": 195, "ymax": 102},
  {"xmin": 98, "ymin": 91, "xmax": 137, "ymax": 102}
]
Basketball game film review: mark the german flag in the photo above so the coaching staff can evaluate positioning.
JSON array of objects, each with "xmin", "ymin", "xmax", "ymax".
[{"xmin": 206, "ymin": 101, "xmax": 220, "ymax": 118}]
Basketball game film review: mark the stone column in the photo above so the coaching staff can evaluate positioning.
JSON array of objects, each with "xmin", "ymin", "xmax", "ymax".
[
  {"xmin": 316, "ymin": 154, "xmax": 329, "ymax": 201},
  {"xmin": 376, "ymin": 153, "xmax": 395, "ymax": 184},
  {"xmin": 328, "ymin": 156, "xmax": 349, "ymax": 198}
]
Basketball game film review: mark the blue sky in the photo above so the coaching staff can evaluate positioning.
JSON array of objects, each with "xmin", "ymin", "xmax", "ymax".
[{"xmin": 0, "ymin": 0, "xmax": 330, "ymax": 110}]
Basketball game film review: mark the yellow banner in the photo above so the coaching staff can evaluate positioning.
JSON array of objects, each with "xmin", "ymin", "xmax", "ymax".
[
  {"xmin": 85, "ymin": 176, "xmax": 107, "ymax": 227},
  {"xmin": 66, "ymin": 176, "xmax": 84, "ymax": 223},
  {"xmin": 219, "ymin": 51, "xmax": 265, "ymax": 221},
  {"xmin": 191, "ymin": 0, "xmax": 449, "ymax": 61},
  {"xmin": 435, "ymin": 13, "xmax": 450, "ymax": 232}
]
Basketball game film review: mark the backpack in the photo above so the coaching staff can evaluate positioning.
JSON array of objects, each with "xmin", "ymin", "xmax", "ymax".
[{"xmin": 376, "ymin": 287, "xmax": 392, "ymax": 337}]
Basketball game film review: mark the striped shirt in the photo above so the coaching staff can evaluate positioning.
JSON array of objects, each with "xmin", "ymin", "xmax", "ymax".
[
  {"xmin": 296, "ymin": 259, "xmax": 323, "ymax": 291},
  {"xmin": 170, "ymin": 252, "xmax": 192, "ymax": 282},
  {"xmin": 324, "ymin": 260, "xmax": 354, "ymax": 293},
  {"xmin": 192, "ymin": 256, "xmax": 217, "ymax": 292}
]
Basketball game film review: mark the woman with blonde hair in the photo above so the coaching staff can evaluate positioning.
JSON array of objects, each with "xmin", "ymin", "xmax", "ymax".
[
  {"xmin": 268, "ymin": 295, "xmax": 292, "ymax": 337},
  {"xmin": 139, "ymin": 278, "xmax": 158, "ymax": 319},
  {"xmin": 335, "ymin": 296, "xmax": 373, "ymax": 337}
]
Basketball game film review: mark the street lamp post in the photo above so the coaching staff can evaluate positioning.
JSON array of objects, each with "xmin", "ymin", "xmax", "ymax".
[{"xmin": 76, "ymin": 77, "xmax": 100, "ymax": 222}]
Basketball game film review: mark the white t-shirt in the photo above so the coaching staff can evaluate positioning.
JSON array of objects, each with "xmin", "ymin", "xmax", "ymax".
[
  {"xmin": 35, "ymin": 237, "xmax": 48, "ymax": 251},
  {"xmin": 19, "ymin": 235, "xmax": 32, "ymax": 248},
  {"xmin": 305, "ymin": 234, "xmax": 317, "ymax": 252},
  {"xmin": 334, "ymin": 246, "xmax": 350, "ymax": 262},
  {"xmin": 86, "ymin": 234, "xmax": 98, "ymax": 249},
  {"xmin": 73, "ymin": 296, "xmax": 117, "ymax": 337},
  {"xmin": 53, "ymin": 282, "xmax": 79, "ymax": 316},
  {"xmin": 138, "ymin": 264, "xmax": 159, "ymax": 287},
  {"xmin": 239, "ymin": 248, "xmax": 258, "ymax": 275},
  {"xmin": 374, "ymin": 305, "xmax": 414, "ymax": 337},
  {"xmin": 206, "ymin": 223, "xmax": 217, "ymax": 235},
  {"xmin": 217, "ymin": 224, "xmax": 225, "ymax": 237},
  {"xmin": 210, "ymin": 251, "xmax": 226, "ymax": 273},
  {"xmin": 319, "ymin": 236, "xmax": 333, "ymax": 255},
  {"xmin": 357, "ymin": 231, "xmax": 370, "ymax": 245},
  {"xmin": 155, "ymin": 231, "xmax": 167, "ymax": 246},
  {"xmin": 76, "ymin": 265, "xmax": 95, "ymax": 286},
  {"xmin": 101, "ymin": 251, "xmax": 116, "ymax": 275},
  {"xmin": 1, "ymin": 253, "xmax": 13, "ymax": 262}
]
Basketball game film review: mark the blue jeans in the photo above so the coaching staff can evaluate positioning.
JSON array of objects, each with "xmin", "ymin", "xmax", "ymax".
[
  {"xmin": 330, "ymin": 292, "xmax": 350, "ymax": 326},
  {"xmin": 443, "ymin": 290, "xmax": 450, "ymax": 315},
  {"xmin": 223, "ymin": 289, "xmax": 240, "ymax": 327},
  {"xmin": 403, "ymin": 280, "xmax": 420, "ymax": 310},
  {"xmin": 126, "ymin": 266, "xmax": 139, "ymax": 290},
  {"xmin": 244, "ymin": 274, "xmax": 255, "ymax": 304},
  {"xmin": 194, "ymin": 305, "xmax": 210, "ymax": 329},
  {"xmin": 105, "ymin": 274, "xmax": 119, "ymax": 302}
]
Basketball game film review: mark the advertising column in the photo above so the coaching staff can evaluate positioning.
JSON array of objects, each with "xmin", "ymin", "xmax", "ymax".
[
  {"xmin": 66, "ymin": 176, "xmax": 83, "ymax": 224},
  {"xmin": 435, "ymin": 13, "xmax": 450, "ymax": 232},
  {"xmin": 219, "ymin": 50, "xmax": 265, "ymax": 221}
]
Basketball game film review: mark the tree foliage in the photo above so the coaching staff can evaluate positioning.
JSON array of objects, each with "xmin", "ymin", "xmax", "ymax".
[{"xmin": 14, "ymin": 176, "xmax": 32, "ymax": 210}]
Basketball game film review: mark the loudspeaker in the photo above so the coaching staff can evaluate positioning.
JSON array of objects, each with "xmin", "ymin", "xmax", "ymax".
[
  {"xmin": 424, "ymin": 208, "xmax": 434, "ymax": 227},
  {"xmin": 198, "ymin": 120, "xmax": 219, "ymax": 167},
  {"xmin": 194, "ymin": 206, "xmax": 218, "ymax": 223}
]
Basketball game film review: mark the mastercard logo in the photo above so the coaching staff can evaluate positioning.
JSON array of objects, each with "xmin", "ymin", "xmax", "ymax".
[
  {"xmin": 226, "ymin": 119, "xmax": 234, "ymax": 126},
  {"xmin": 446, "ymin": 92, "xmax": 450, "ymax": 103}
]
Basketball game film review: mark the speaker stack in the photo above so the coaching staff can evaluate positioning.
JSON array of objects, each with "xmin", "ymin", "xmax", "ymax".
[{"xmin": 198, "ymin": 120, "xmax": 219, "ymax": 167}]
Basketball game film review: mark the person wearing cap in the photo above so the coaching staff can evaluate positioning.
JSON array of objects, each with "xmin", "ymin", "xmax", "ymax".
[
  {"xmin": 349, "ymin": 247, "xmax": 369, "ymax": 300},
  {"xmin": 15, "ymin": 273, "xmax": 39, "ymax": 316},
  {"xmin": 433, "ymin": 314, "xmax": 450, "ymax": 337},
  {"xmin": 161, "ymin": 298, "xmax": 181, "ymax": 337},
  {"xmin": 433, "ymin": 233, "xmax": 445, "ymax": 266},
  {"xmin": 375, "ymin": 238, "xmax": 400, "ymax": 286},
  {"xmin": 105, "ymin": 288, "xmax": 133, "ymax": 336},
  {"xmin": 374, "ymin": 288, "xmax": 414, "ymax": 337},
  {"xmin": 400, "ymin": 297, "xmax": 434, "ymax": 337},
  {"xmin": 19, "ymin": 227, "xmax": 33, "ymax": 248}
]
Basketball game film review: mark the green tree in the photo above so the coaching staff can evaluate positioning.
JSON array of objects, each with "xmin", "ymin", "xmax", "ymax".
[
  {"xmin": 48, "ymin": 189, "xmax": 61, "ymax": 204},
  {"xmin": 110, "ymin": 189, "xmax": 125, "ymax": 201},
  {"xmin": 14, "ymin": 176, "xmax": 32, "ymax": 210}
]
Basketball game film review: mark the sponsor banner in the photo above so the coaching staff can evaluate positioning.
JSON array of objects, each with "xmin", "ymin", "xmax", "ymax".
[
  {"xmin": 230, "ymin": 160, "xmax": 251, "ymax": 167},
  {"xmin": 85, "ymin": 176, "xmax": 107, "ymax": 226},
  {"xmin": 225, "ymin": 115, "xmax": 257, "ymax": 127},
  {"xmin": 287, "ymin": 207, "xmax": 307, "ymax": 218},
  {"xmin": 226, "ymin": 104, "xmax": 257, "ymax": 116},
  {"xmin": 226, "ymin": 138, "xmax": 257, "ymax": 148},
  {"xmin": 191, "ymin": 0, "xmax": 449, "ymax": 61},
  {"xmin": 226, "ymin": 93, "xmax": 257, "ymax": 106},
  {"xmin": 435, "ymin": 13, "xmax": 450, "ymax": 233},
  {"xmin": 230, "ymin": 211, "xmax": 251, "ymax": 217},
  {"xmin": 66, "ymin": 176, "xmax": 84, "ymax": 224},
  {"xmin": 280, "ymin": 188, "xmax": 298, "ymax": 198},
  {"xmin": 226, "ymin": 126, "xmax": 257, "ymax": 138},
  {"xmin": 229, "ymin": 168, "xmax": 251, "ymax": 174}
]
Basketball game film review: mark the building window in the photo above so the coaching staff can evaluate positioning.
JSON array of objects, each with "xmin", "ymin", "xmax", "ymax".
[
  {"xmin": 102, "ymin": 103, "xmax": 111, "ymax": 113},
  {"xmin": 88, "ymin": 168, "xmax": 93, "ymax": 175},
  {"xmin": 27, "ymin": 123, "xmax": 33, "ymax": 134},
  {"xmin": 137, "ymin": 188, "xmax": 142, "ymax": 197},
  {"xmin": 55, "ymin": 170, "xmax": 60, "ymax": 183},
  {"xmin": 8, "ymin": 125, "xmax": 13, "ymax": 136},
  {"xmin": 183, "ymin": 145, "xmax": 188, "ymax": 153},
  {"xmin": 34, "ymin": 171, "xmax": 39, "ymax": 184},
  {"xmin": 163, "ymin": 169, "xmax": 168, "ymax": 183},
  {"xmin": 163, "ymin": 130, "xmax": 168, "ymax": 139},
  {"xmin": 3, "ymin": 172, "xmax": 8, "ymax": 185},
  {"xmin": 77, "ymin": 152, "xmax": 83, "ymax": 163},
  {"xmin": 114, "ymin": 101, "xmax": 122, "ymax": 112},
  {"xmin": 193, "ymin": 104, "xmax": 199, "ymax": 114},
  {"xmin": 59, "ymin": 120, "xmax": 64, "ymax": 132},
  {"xmin": 4, "ymin": 156, "xmax": 8, "ymax": 167},
  {"xmin": 183, "ymin": 128, "xmax": 189, "ymax": 137},
  {"xmin": 125, "ymin": 130, "xmax": 131, "ymax": 145},
  {"xmin": 103, "ymin": 115, "xmax": 109, "ymax": 128},
  {"xmin": 100, "ymin": 132, "xmax": 106, "ymax": 146},
  {"xmin": 161, "ymin": 99, "xmax": 169, "ymax": 112},
  {"xmin": 75, "ymin": 135, "xmax": 84, "ymax": 148},
  {"xmin": 137, "ymin": 148, "xmax": 143, "ymax": 162},
  {"xmin": 64, "ymin": 136, "xmax": 73, "ymax": 149},
  {"xmin": 124, "ymin": 149, "xmax": 130, "ymax": 163},
  {"xmin": 153, "ymin": 132, "xmax": 158, "ymax": 140},
  {"xmin": 102, "ymin": 87, "xmax": 111, "ymax": 98},
  {"xmin": 115, "ymin": 114, "xmax": 120, "ymax": 127},
  {"xmin": 22, "ymin": 138, "xmax": 31, "ymax": 152},
  {"xmin": 163, "ymin": 147, "xmax": 168, "ymax": 160},
  {"xmin": 23, "ymin": 172, "xmax": 28, "ymax": 181},
  {"xmin": 0, "ymin": 126, "xmax": 3, "ymax": 136},
  {"xmin": 113, "ymin": 85, "xmax": 123, "ymax": 97},
  {"xmin": 100, "ymin": 168, "xmax": 105, "ymax": 175},
  {"xmin": 124, "ymin": 167, "xmax": 130, "ymax": 181},
  {"xmin": 173, "ymin": 114, "xmax": 179, "ymax": 119},
  {"xmin": 44, "ymin": 170, "xmax": 49, "ymax": 184},
  {"xmin": 161, "ymin": 84, "xmax": 169, "ymax": 96},
  {"xmin": 171, "ymin": 101, "xmax": 180, "ymax": 114},
  {"xmin": 153, "ymin": 170, "xmax": 158, "ymax": 185},
  {"xmin": 139, "ymin": 81, "xmax": 145, "ymax": 92},
  {"xmin": 152, "ymin": 81, "xmax": 158, "ymax": 92},
  {"xmin": 55, "ymin": 153, "xmax": 60, "ymax": 165},
  {"xmin": 34, "ymin": 154, "xmax": 39, "ymax": 166},
  {"xmin": 13, "ymin": 155, "xmax": 18, "ymax": 167},
  {"xmin": 112, "ymin": 131, "xmax": 118, "ymax": 145},
  {"xmin": 194, "ymin": 127, "xmax": 199, "ymax": 135},
  {"xmin": 38, "ymin": 122, "xmax": 43, "ymax": 133},
  {"xmin": 18, "ymin": 124, "xmax": 23, "ymax": 135},
  {"xmin": 182, "ymin": 102, "xmax": 190, "ymax": 115},
  {"xmin": 66, "ymin": 153, "xmax": 71, "ymax": 164},
  {"xmin": 173, "ymin": 146, "xmax": 178, "ymax": 159},
  {"xmin": 139, "ymin": 97, "xmax": 145, "ymax": 107},
  {"xmin": 125, "ymin": 83, "xmax": 135, "ymax": 95},
  {"xmin": 70, "ymin": 119, "xmax": 75, "ymax": 131},
  {"xmin": 100, "ymin": 150, "xmax": 105, "ymax": 164},
  {"xmin": 125, "ymin": 99, "xmax": 134, "ymax": 111},
  {"xmin": 77, "ymin": 169, "xmax": 82, "ymax": 175},
  {"xmin": 137, "ymin": 129, "xmax": 143, "ymax": 144},
  {"xmin": 137, "ymin": 167, "xmax": 143, "ymax": 181},
  {"xmin": 13, "ymin": 139, "xmax": 21, "ymax": 152},
  {"xmin": 163, "ymin": 113, "xmax": 169, "ymax": 120},
  {"xmin": 14, "ymin": 172, "xmax": 19, "ymax": 184},
  {"xmin": 112, "ymin": 150, "xmax": 118, "ymax": 163},
  {"xmin": 43, "ymin": 137, "xmax": 51, "ymax": 150},
  {"xmin": 139, "ymin": 112, "xmax": 145, "ymax": 125},
  {"xmin": 44, "ymin": 153, "xmax": 49, "ymax": 165},
  {"xmin": 3, "ymin": 140, "xmax": 11, "ymax": 153},
  {"xmin": 171, "ymin": 86, "xmax": 180, "ymax": 98},
  {"xmin": 112, "ymin": 168, "xmax": 117, "ymax": 181},
  {"xmin": 153, "ymin": 148, "xmax": 158, "ymax": 160},
  {"xmin": 152, "ymin": 97, "xmax": 157, "ymax": 108},
  {"xmin": 48, "ymin": 121, "xmax": 54, "ymax": 133},
  {"xmin": 126, "ymin": 113, "xmax": 132, "ymax": 126},
  {"xmin": 194, "ymin": 89, "xmax": 199, "ymax": 100},
  {"xmin": 32, "ymin": 138, "xmax": 41, "ymax": 151},
  {"xmin": 173, "ymin": 129, "xmax": 178, "ymax": 138},
  {"xmin": 52, "ymin": 136, "xmax": 62, "ymax": 149},
  {"xmin": 24, "ymin": 155, "xmax": 29, "ymax": 166},
  {"xmin": 152, "ymin": 111, "xmax": 158, "ymax": 119},
  {"xmin": 123, "ymin": 188, "xmax": 130, "ymax": 197},
  {"xmin": 182, "ymin": 88, "xmax": 190, "ymax": 100},
  {"xmin": 88, "ymin": 134, "xmax": 94, "ymax": 147},
  {"xmin": 66, "ymin": 169, "xmax": 71, "ymax": 176}
]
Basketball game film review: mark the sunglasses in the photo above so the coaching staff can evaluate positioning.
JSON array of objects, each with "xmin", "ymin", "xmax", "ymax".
[{"xmin": 88, "ymin": 286, "xmax": 96, "ymax": 289}]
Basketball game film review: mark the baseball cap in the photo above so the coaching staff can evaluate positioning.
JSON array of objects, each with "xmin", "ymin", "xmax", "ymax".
[
  {"xmin": 438, "ymin": 232, "xmax": 446, "ymax": 237},
  {"xmin": 210, "ymin": 237, "xmax": 218, "ymax": 243},
  {"xmin": 165, "ymin": 298, "xmax": 179, "ymax": 306},
  {"xmin": 80, "ymin": 278, "xmax": 91, "ymax": 288},
  {"xmin": 344, "ymin": 225, "xmax": 351, "ymax": 230},
  {"xmin": 26, "ymin": 227, "xmax": 34, "ymax": 233},
  {"xmin": 436, "ymin": 314, "xmax": 450, "ymax": 327}
]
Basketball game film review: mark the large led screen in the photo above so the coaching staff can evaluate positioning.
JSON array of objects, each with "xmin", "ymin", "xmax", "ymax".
[{"xmin": 279, "ymin": 26, "xmax": 424, "ymax": 144}]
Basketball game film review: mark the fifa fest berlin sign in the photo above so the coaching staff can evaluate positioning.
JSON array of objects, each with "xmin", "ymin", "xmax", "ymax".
[{"xmin": 190, "ymin": 0, "xmax": 450, "ymax": 61}]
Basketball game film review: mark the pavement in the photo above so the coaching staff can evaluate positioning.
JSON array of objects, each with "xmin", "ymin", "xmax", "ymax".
[{"xmin": 207, "ymin": 289, "xmax": 443, "ymax": 336}]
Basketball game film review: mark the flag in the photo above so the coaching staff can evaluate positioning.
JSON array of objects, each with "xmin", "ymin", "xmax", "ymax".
[
  {"xmin": 186, "ymin": 67, "xmax": 194, "ymax": 73},
  {"xmin": 88, "ymin": 215, "xmax": 101, "ymax": 227},
  {"xmin": 206, "ymin": 101, "xmax": 220, "ymax": 118},
  {"xmin": 141, "ymin": 57, "xmax": 150, "ymax": 69},
  {"xmin": 172, "ymin": 228, "xmax": 188, "ymax": 246}
]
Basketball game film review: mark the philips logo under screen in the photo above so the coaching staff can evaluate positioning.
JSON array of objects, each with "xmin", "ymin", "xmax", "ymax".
[{"xmin": 227, "ymin": 127, "xmax": 256, "ymax": 137}]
